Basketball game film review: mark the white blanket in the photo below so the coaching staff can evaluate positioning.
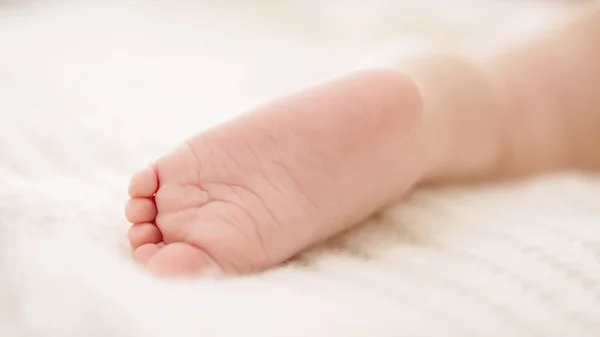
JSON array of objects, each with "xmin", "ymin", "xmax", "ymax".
[{"xmin": 1, "ymin": 1, "xmax": 599, "ymax": 336}]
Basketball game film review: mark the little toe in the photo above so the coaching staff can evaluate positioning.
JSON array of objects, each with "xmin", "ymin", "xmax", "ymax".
[
  {"xmin": 147, "ymin": 242, "xmax": 223, "ymax": 278},
  {"xmin": 132, "ymin": 242, "xmax": 164, "ymax": 265},
  {"xmin": 125, "ymin": 198, "xmax": 157, "ymax": 224},
  {"xmin": 128, "ymin": 222, "xmax": 163, "ymax": 249},
  {"xmin": 128, "ymin": 165, "xmax": 159, "ymax": 198}
]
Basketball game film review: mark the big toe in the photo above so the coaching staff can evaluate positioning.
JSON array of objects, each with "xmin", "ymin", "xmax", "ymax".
[{"xmin": 146, "ymin": 242, "xmax": 223, "ymax": 277}]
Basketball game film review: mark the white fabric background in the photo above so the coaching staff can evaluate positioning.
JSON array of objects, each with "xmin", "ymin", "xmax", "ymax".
[{"xmin": 1, "ymin": 1, "xmax": 599, "ymax": 336}]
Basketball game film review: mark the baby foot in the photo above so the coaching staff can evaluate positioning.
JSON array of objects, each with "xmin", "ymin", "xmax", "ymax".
[{"xmin": 125, "ymin": 67, "xmax": 424, "ymax": 277}]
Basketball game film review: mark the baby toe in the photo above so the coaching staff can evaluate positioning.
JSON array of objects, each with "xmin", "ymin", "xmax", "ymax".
[
  {"xmin": 128, "ymin": 165, "xmax": 159, "ymax": 198},
  {"xmin": 125, "ymin": 198, "xmax": 157, "ymax": 224},
  {"xmin": 128, "ymin": 222, "xmax": 163, "ymax": 249}
]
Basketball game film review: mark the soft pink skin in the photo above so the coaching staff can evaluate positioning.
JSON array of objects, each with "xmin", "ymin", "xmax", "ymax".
[
  {"xmin": 126, "ymin": 4, "xmax": 600, "ymax": 277},
  {"xmin": 125, "ymin": 67, "xmax": 424, "ymax": 277}
]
